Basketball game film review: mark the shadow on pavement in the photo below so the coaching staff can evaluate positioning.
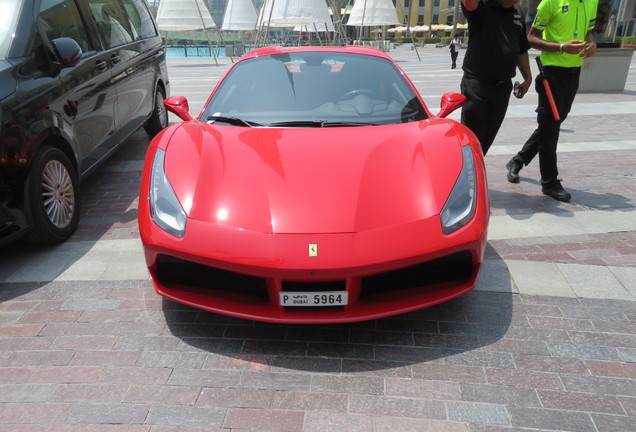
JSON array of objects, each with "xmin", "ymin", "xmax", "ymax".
[{"xmin": 161, "ymin": 250, "xmax": 514, "ymax": 373}]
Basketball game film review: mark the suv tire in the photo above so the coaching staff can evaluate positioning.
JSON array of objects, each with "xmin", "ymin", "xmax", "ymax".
[
  {"xmin": 24, "ymin": 146, "xmax": 80, "ymax": 243},
  {"xmin": 144, "ymin": 86, "xmax": 168, "ymax": 137}
]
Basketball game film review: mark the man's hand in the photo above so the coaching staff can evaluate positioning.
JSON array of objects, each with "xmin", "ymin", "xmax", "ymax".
[
  {"xmin": 561, "ymin": 40, "xmax": 596, "ymax": 58},
  {"xmin": 517, "ymin": 77, "xmax": 532, "ymax": 98},
  {"xmin": 562, "ymin": 40, "xmax": 586, "ymax": 54},
  {"xmin": 579, "ymin": 41, "xmax": 597, "ymax": 59}
]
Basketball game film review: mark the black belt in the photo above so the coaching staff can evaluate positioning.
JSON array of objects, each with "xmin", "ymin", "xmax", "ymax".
[
  {"xmin": 464, "ymin": 73, "xmax": 510, "ymax": 87},
  {"xmin": 543, "ymin": 65, "xmax": 581, "ymax": 75}
]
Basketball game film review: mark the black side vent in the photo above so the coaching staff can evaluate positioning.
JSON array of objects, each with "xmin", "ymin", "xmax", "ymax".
[
  {"xmin": 155, "ymin": 255, "xmax": 268, "ymax": 299},
  {"xmin": 361, "ymin": 251, "xmax": 474, "ymax": 297}
]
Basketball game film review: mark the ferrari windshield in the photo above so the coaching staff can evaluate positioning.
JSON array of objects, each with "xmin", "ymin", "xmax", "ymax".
[
  {"xmin": 202, "ymin": 51, "xmax": 428, "ymax": 126},
  {"xmin": 0, "ymin": 0, "xmax": 20, "ymax": 59}
]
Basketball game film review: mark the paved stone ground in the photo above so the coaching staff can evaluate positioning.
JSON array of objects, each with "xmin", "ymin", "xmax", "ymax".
[{"xmin": 0, "ymin": 45, "xmax": 635, "ymax": 431}]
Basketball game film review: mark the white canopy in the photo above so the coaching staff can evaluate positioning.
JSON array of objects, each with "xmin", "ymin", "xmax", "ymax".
[
  {"xmin": 411, "ymin": 25, "xmax": 430, "ymax": 32},
  {"xmin": 259, "ymin": 0, "xmax": 333, "ymax": 27},
  {"xmin": 347, "ymin": 0, "xmax": 399, "ymax": 26},
  {"xmin": 222, "ymin": 0, "xmax": 257, "ymax": 30},
  {"xmin": 294, "ymin": 22, "xmax": 335, "ymax": 32},
  {"xmin": 156, "ymin": 0, "xmax": 216, "ymax": 32}
]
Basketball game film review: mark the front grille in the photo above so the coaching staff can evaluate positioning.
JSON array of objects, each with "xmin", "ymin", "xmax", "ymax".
[
  {"xmin": 155, "ymin": 255, "xmax": 268, "ymax": 299},
  {"xmin": 361, "ymin": 251, "xmax": 474, "ymax": 297}
]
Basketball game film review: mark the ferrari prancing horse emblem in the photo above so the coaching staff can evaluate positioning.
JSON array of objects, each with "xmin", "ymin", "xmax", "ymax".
[{"xmin": 309, "ymin": 243, "xmax": 318, "ymax": 257}]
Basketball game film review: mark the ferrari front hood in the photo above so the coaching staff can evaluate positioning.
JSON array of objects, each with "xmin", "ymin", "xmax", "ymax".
[{"xmin": 164, "ymin": 121, "xmax": 465, "ymax": 234}]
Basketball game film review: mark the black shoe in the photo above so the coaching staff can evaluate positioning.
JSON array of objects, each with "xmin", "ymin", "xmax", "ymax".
[
  {"xmin": 542, "ymin": 179, "xmax": 571, "ymax": 202},
  {"xmin": 506, "ymin": 159, "xmax": 523, "ymax": 183}
]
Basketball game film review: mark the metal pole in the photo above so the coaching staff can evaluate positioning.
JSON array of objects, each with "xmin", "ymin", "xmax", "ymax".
[{"xmin": 193, "ymin": 0, "xmax": 218, "ymax": 65}]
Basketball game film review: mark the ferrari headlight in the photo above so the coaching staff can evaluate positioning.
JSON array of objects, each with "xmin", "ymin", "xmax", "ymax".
[
  {"xmin": 440, "ymin": 145, "xmax": 477, "ymax": 235},
  {"xmin": 150, "ymin": 148, "xmax": 186, "ymax": 238}
]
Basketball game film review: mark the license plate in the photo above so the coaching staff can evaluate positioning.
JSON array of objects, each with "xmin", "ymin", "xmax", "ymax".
[{"xmin": 280, "ymin": 291, "xmax": 348, "ymax": 307}]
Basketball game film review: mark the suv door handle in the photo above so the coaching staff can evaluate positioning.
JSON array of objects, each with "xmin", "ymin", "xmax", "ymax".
[
  {"xmin": 110, "ymin": 54, "xmax": 121, "ymax": 64},
  {"xmin": 95, "ymin": 59, "xmax": 109, "ymax": 72}
]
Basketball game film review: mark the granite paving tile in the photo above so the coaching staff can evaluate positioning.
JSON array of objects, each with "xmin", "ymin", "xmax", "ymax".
[
  {"xmin": 310, "ymin": 374, "xmax": 384, "ymax": 395},
  {"xmin": 123, "ymin": 384, "xmax": 201, "ymax": 405},
  {"xmin": 167, "ymin": 368, "xmax": 241, "ymax": 388},
  {"xmin": 0, "ymin": 383, "xmax": 58, "ymax": 402},
  {"xmin": 374, "ymin": 416, "xmax": 470, "ymax": 432},
  {"xmin": 306, "ymin": 342, "xmax": 374, "ymax": 359},
  {"xmin": 5, "ymin": 350, "xmax": 75, "ymax": 367},
  {"xmin": 385, "ymin": 377, "xmax": 461, "ymax": 400},
  {"xmin": 145, "ymin": 405, "xmax": 225, "ymax": 429},
  {"xmin": 460, "ymin": 382, "xmax": 541, "ymax": 407},
  {"xmin": 374, "ymin": 345, "xmax": 443, "ymax": 363},
  {"xmin": 341, "ymin": 359, "xmax": 413, "ymax": 377},
  {"xmin": 619, "ymin": 396, "xmax": 636, "ymax": 416},
  {"xmin": 28, "ymin": 366, "xmax": 103, "ymax": 384},
  {"xmin": 202, "ymin": 353, "xmax": 272, "ymax": 370},
  {"xmin": 619, "ymin": 348, "xmax": 636, "ymax": 363},
  {"xmin": 537, "ymin": 389, "xmax": 626, "ymax": 415},
  {"xmin": 443, "ymin": 350, "xmax": 516, "ymax": 369},
  {"xmin": 591, "ymin": 413, "xmax": 636, "ymax": 432},
  {"xmin": 484, "ymin": 368, "xmax": 564, "ymax": 390},
  {"xmin": 135, "ymin": 351, "xmax": 208, "ymax": 369},
  {"xmin": 271, "ymin": 390, "xmax": 348, "ymax": 412},
  {"xmin": 69, "ymin": 350, "xmax": 139, "ymax": 366},
  {"xmin": 66, "ymin": 402, "xmax": 148, "ymax": 424},
  {"xmin": 301, "ymin": 412, "xmax": 373, "ymax": 432},
  {"xmin": 0, "ymin": 402, "xmax": 72, "ymax": 424},
  {"xmin": 223, "ymin": 408, "xmax": 304, "ymax": 432},
  {"xmin": 547, "ymin": 342, "xmax": 622, "ymax": 361},
  {"xmin": 561, "ymin": 375, "xmax": 636, "ymax": 397},
  {"xmin": 586, "ymin": 360, "xmax": 636, "ymax": 379},
  {"xmin": 447, "ymin": 401, "xmax": 509, "ymax": 425},
  {"xmin": 98, "ymin": 366, "xmax": 172, "ymax": 385},
  {"xmin": 512, "ymin": 353, "xmax": 589, "ymax": 374},
  {"xmin": 413, "ymin": 333, "xmax": 483, "ymax": 350},
  {"xmin": 411, "ymin": 363, "xmax": 487, "ymax": 383},
  {"xmin": 348, "ymin": 394, "xmax": 447, "ymax": 419},
  {"xmin": 196, "ymin": 387, "xmax": 274, "ymax": 409},
  {"xmin": 238, "ymin": 371, "xmax": 312, "ymax": 391},
  {"xmin": 50, "ymin": 383, "xmax": 128, "ymax": 403},
  {"xmin": 270, "ymin": 355, "xmax": 343, "ymax": 373},
  {"xmin": 567, "ymin": 330, "xmax": 636, "ymax": 348},
  {"xmin": 508, "ymin": 406, "xmax": 596, "ymax": 432}
]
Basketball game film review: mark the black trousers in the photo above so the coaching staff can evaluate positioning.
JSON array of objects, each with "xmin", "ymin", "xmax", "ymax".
[
  {"xmin": 512, "ymin": 66, "xmax": 580, "ymax": 182},
  {"xmin": 451, "ymin": 50, "xmax": 459, "ymax": 68},
  {"xmin": 460, "ymin": 75, "xmax": 513, "ymax": 155}
]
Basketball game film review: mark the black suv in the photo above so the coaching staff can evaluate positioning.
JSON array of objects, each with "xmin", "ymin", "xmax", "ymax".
[{"xmin": 0, "ymin": 0, "xmax": 169, "ymax": 245}]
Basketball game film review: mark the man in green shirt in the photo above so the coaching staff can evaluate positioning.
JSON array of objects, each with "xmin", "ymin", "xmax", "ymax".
[{"xmin": 506, "ymin": 0, "xmax": 599, "ymax": 202}]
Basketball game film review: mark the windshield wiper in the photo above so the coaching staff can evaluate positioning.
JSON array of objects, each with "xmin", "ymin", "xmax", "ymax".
[
  {"xmin": 320, "ymin": 121, "xmax": 381, "ymax": 127},
  {"xmin": 207, "ymin": 115, "xmax": 262, "ymax": 127},
  {"xmin": 268, "ymin": 120, "xmax": 380, "ymax": 128}
]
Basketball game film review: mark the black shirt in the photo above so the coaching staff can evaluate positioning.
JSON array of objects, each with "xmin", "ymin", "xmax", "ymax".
[{"xmin": 462, "ymin": 0, "xmax": 530, "ymax": 82}]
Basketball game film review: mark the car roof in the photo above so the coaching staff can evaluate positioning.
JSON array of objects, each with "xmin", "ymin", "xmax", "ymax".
[{"xmin": 239, "ymin": 45, "xmax": 393, "ymax": 62}]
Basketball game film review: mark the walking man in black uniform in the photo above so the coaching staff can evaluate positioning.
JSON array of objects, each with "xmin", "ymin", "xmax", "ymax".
[{"xmin": 460, "ymin": 0, "xmax": 532, "ymax": 156}]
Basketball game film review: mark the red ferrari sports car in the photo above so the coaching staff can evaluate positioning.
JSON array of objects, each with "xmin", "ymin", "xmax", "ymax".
[{"xmin": 138, "ymin": 46, "xmax": 489, "ymax": 324}]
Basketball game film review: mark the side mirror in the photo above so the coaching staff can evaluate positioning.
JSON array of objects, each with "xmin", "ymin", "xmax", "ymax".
[
  {"xmin": 436, "ymin": 92, "xmax": 466, "ymax": 118},
  {"xmin": 51, "ymin": 38, "xmax": 82, "ymax": 67},
  {"xmin": 164, "ymin": 96, "xmax": 194, "ymax": 121}
]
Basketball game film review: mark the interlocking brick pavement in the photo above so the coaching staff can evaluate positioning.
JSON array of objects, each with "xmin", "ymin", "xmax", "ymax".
[{"xmin": 0, "ymin": 44, "xmax": 635, "ymax": 431}]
